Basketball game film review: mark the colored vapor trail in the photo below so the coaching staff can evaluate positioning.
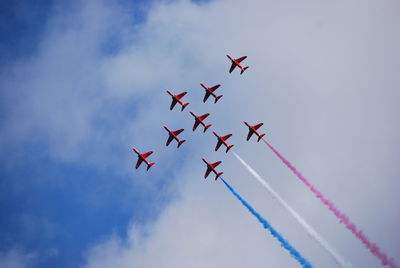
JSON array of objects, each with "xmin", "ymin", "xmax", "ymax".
[
  {"xmin": 221, "ymin": 178, "xmax": 313, "ymax": 268},
  {"xmin": 232, "ymin": 152, "xmax": 351, "ymax": 268},
  {"xmin": 262, "ymin": 138, "xmax": 399, "ymax": 268}
]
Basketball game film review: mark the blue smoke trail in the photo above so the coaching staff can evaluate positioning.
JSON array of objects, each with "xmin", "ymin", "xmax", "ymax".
[{"xmin": 221, "ymin": 178, "xmax": 313, "ymax": 268}]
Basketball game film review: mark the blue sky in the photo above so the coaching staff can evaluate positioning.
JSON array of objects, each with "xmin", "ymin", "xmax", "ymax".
[
  {"xmin": 0, "ymin": 0, "xmax": 51, "ymax": 64},
  {"xmin": 1, "ymin": 0, "xmax": 400, "ymax": 268},
  {"xmin": 0, "ymin": 1, "xmax": 176, "ymax": 267}
]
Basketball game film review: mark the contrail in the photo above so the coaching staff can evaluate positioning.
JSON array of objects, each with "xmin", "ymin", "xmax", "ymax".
[
  {"xmin": 232, "ymin": 152, "xmax": 351, "ymax": 268},
  {"xmin": 221, "ymin": 178, "xmax": 313, "ymax": 268},
  {"xmin": 262, "ymin": 138, "xmax": 399, "ymax": 268}
]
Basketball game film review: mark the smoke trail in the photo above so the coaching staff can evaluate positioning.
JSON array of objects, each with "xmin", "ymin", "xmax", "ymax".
[
  {"xmin": 221, "ymin": 178, "xmax": 313, "ymax": 268},
  {"xmin": 232, "ymin": 152, "xmax": 351, "ymax": 268},
  {"xmin": 262, "ymin": 138, "xmax": 399, "ymax": 268}
]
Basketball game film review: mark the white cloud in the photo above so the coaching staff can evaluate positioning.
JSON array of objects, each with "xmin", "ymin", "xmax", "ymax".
[
  {"xmin": 82, "ymin": 0, "xmax": 400, "ymax": 266},
  {"xmin": 0, "ymin": 249, "xmax": 35, "ymax": 268}
]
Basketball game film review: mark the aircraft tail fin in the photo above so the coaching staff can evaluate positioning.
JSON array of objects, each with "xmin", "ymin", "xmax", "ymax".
[
  {"xmin": 257, "ymin": 134, "xmax": 265, "ymax": 142},
  {"xmin": 215, "ymin": 172, "xmax": 223, "ymax": 180},
  {"xmin": 182, "ymin": 102, "xmax": 190, "ymax": 111},
  {"xmin": 215, "ymin": 95, "xmax": 223, "ymax": 103},
  {"xmin": 204, "ymin": 124, "xmax": 212, "ymax": 133},
  {"xmin": 147, "ymin": 162, "xmax": 155, "ymax": 171},
  {"xmin": 240, "ymin": 66, "xmax": 249, "ymax": 74},
  {"xmin": 226, "ymin": 145, "xmax": 234, "ymax": 153},
  {"xmin": 177, "ymin": 140, "xmax": 186, "ymax": 148}
]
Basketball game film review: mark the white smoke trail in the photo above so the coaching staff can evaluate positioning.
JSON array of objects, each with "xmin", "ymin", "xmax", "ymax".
[{"xmin": 232, "ymin": 152, "xmax": 352, "ymax": 268}]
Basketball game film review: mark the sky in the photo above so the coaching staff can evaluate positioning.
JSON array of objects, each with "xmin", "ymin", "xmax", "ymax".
[{"xmin": 0, "ymin": 0, "xmax": 399, "ymax": 267}]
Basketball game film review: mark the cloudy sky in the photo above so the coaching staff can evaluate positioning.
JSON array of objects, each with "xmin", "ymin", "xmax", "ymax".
[{"xmin": 0, "ymin": 0, "xmax": 399, "ymax": 267}]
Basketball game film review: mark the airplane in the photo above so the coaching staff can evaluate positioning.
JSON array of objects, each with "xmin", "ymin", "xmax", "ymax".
[
  {"xmin": 166, "ymin": 90, "xmax": 190, "ymax": 111},
  {"xmin": 189, "ymin": 111, "xmax": 212, "ymax": 132},
  {"xmin": 226, "ymin": 54, "xmax": 249, "ymax": 74},
  {"xmin": 200, "ymin": 83, "xmax": 222, "ymax": 103},
  {"xmin": 213, "ymin": 131, "xmax": 234, "ymax": 153},
  {"xmin": 163, "ymin": 126, "xmax": 186, "ymax": 148},
  {"xmin": 202, "ymin": 158, "xmax": 223, "ymax": 180},
  {"xmin": 244, "ymin": 121, "xmax": 266, "ymax": 142},
  {"xmin": 132, "ymin": 148, "xmax": 155, "ymax": 171}
]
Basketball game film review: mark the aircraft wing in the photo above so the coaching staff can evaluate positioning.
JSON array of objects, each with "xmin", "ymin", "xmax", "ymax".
[
  {"xmin": 173, "ymin": 129, "xmax": 184, "ymax": 136},
  {"xmin": 193, "ymin": 120, "xmax": 200, "ymax": 131},
  {"xmin": 209, "ymin": 84, "xmax": 221, "ymax": 92},
  {"xmin": 203, "ymin": 91, "xmax": 211, "ymax": 102},
  {"xmin": 215, "ymin": 140, "xmax": 223, "ymax": 151},
  {"xmin": 199, "ymin": 113, "xmax": 210, "ymax": 120},
  {"xmin": 176, "ymin": 92, "xmax": 187, "ymax": 99},
  {"xmin": 205, "ymin": 167, "xmax": 212, "ymax": 178},
  {"xmin": 211, "ymin": 161, "xmax": 221, "ymax": 168},
  {"xmin": 229, "ymin": 62, "xmax": 236, "ymax": 73},
  {"xmin": 166, "ymin": 135, "xmax": 174, "ymax": 146},
  {"xmin": 135, "ymin": 158, "xmax": 144, "ymax": 169},
  {"xmin": 247, "ymin": 130, "xmax": 254, "ymax": 141},
  {"xmin": 254, "ymin": 123, "xmax": 263, "ymax": 130},
  {"xmin": 170, "ymin": 99, "xmax": 177, "ymax": 110},
  {"xmin": 236, "ymin": 56, "xmax": 247, "ymax": 63},
  {"xmin": 221, "ymin": 134, "xmax": 232, "ymax": 141},
  {"xmin": 142, "ymin": 151, "xmax": 153, "ymax": 158}
]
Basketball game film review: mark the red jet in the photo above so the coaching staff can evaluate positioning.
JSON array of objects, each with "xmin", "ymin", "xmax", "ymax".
[
  {"xmin": 244, "ymin": 121, "xmax": 266, "ymax": 142},
  {"xmin": 166, "ymin": 90, "xmax": 190, "ymax": 111},
  {"xmin": 213, "ymin": 131, "xmax": 234, "ymax": 153},
  {"xmin": 202, "ymin": 158, "xmax": 223, "ymax": 180},
  {"xmin": 226, "ymin": 54, "xmax": 249, "ymax": 74},
  {"xmin": 200, "ymin": 83, "xmax": 222, "ymax": 103},
  {"xmin": 163, "ymin": 126, "xmax": 186, "ymax": 148},
  {"xmin": 189, "ymin": 111, "xmax": 212, "ymax": 132},
  {"xmin": 133, "ymin": 148, "xmax": 155, "ymax": 171}
]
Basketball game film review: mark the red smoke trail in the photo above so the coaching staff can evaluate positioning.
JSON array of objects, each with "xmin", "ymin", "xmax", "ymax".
[{"xmin": 262, "ymin": 138, "xmax": 398, "ymax": 268}]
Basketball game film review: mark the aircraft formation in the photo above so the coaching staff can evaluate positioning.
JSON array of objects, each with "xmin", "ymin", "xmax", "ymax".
[
  {"xmin": 132, "ymin": 54, "xmax": 400, "ymax": 268},
  {"xmin": 133, "ymin": 54, "xmax": 264, "ymax": 180}
]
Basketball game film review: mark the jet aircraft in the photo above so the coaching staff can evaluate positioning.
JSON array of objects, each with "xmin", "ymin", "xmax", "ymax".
[
  {"xmin": 200, "ymin": 83, "xmax": 222, "ymax": 103},
  {"xmin": 213, "ymin": 131, "xmax": 234, "ymax": 153},
  {"xmin": 226, "ymin": 54, "xmax": 249, "ymax": 74},
  {"xmin": 133, "ymin": 148, "xmax": 155, "ymax": 171},
  {"xmin": 166, "ymin": 90, "xmax": 190, "ymax": 111},
  {"xmin": 163, "ymin": 126, "xmax": 186, "ymax": 148},
  {"xmin": 202, "ymin": 158, "xmax": 223, "ymax": 180},
  {"xmin": 189, "ymin": 111, "xmax": 212, "ymax": 132},
  {"xmin": 244, "ymin": 121, "xmax": 265, "ymax": 142}
]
